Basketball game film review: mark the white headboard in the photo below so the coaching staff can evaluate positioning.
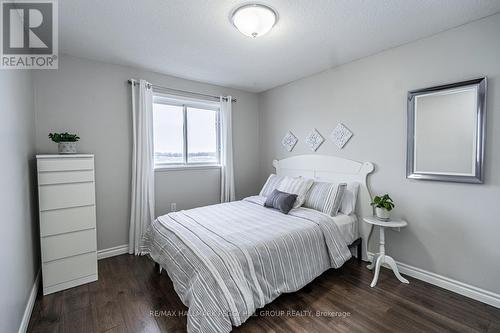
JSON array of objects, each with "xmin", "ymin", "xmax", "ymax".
[{"xmin": 273, "ymin": 154, "xmax": 375, "ymax": 260}]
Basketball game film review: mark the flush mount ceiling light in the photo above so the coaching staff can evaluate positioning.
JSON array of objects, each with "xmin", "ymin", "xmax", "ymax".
[{"xmin": 231, "ymin": 4, "xmax": 278, "ymax": 38}]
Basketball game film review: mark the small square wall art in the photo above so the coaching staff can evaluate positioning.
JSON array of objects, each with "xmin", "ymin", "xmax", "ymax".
[
  {"xmin": 330, "ymin": 123, "xmax": 353, "ymax": 149},
  {"xmin": 305, "ymin": 128, "xmax": 325, "ymax": 151},
  {"xmin": 281, "ymin": 131, "xmax": 298, "ymax": 152}
]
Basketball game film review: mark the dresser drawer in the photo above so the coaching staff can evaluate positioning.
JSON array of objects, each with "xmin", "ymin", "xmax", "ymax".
[
  {"xmin": 38, "ymin": 170, "xmax": 94, "ymax": 185},
  {"xmin": 39, "ymin": 182, "xmax": 95, "ymax": 211},
  {"xmin": 42, "ymin": 252, "xmax": 97, "ymax": 287},
  {"xmin": 40, "ymin": 205, "xmax": 96, "ymax": 236},
  {"xmin": 41, "ymin": 229, "xmax": 96, "ymax": 262},
  {"xmin": 38, "ymin": 158, "xmax": 94, "ymax": 172}
]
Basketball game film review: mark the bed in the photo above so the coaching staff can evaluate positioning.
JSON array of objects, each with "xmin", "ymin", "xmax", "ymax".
[{"xmin": 141, "ymin": 155, "xmax": 375, "ymax": 333}]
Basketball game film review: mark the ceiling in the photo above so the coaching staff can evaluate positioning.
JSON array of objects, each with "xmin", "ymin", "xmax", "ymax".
[{"xmin": 60, "ymin": 0, "xmax": 500, "ymax": 92}]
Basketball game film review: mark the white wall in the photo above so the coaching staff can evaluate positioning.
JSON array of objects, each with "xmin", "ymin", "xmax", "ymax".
[
  {"xmin": 259, "ymin": 14, "xmax": 500, "ymax": 294},
  {"xmin": 34, "ymin": 55, "xmax": 261, "ymax": 250},
  {"xmin": 0, "ymin": 71, "xmax": 38, "ymax": 333}
]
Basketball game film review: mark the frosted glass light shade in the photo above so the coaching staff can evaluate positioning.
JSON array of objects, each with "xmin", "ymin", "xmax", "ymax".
[{"xmin": 232, "ymin": 4, "xmax": 277, "ymax": 38}]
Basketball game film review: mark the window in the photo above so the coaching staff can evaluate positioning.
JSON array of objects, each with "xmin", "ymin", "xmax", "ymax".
[{"xmin": 153, "ymin": 94, "xmax": 220, "ymax": 168}]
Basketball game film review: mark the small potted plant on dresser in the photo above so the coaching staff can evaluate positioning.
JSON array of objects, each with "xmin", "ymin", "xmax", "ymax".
[
  {"xmin": 48, "ymin": 132, "xmax": 80, "ymax": 154},
  {"xmin": 371, "ymin": 194, "xmax": 395, "ymax": 221}
]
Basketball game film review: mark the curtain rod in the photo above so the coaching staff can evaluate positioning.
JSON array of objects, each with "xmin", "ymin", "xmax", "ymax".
[{"xmin": 127, "ymin": 79, "xmax": 236, "ymax": 102}]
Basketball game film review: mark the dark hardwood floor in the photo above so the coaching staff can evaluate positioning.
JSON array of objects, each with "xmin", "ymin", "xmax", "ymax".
[{"xmin": 28, "ymin": 255, "xmax": 500, "ymax": 333}]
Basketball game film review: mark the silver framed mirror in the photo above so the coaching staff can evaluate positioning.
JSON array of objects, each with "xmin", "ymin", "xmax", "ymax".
[{"xmin": 407, "ymin": 78, "xmax": 487, "ymax": 183}]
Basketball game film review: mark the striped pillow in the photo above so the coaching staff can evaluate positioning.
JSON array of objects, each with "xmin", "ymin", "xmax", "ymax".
[
  {"xmin": 303, "ymin": 181, "xmax": 347, "ymax": 216},
  {"xmin": 259, "ymin": 174, "xmax": 285, "ymax": 197},
  {"xmin": 277, "ymin": 176, "xmax": 314, "ymax": 208}
]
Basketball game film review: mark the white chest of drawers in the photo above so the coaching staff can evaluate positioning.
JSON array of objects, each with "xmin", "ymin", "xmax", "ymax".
[{"xmin": 36, "ymin": 154, "xmax": 98, "ymax": 295}]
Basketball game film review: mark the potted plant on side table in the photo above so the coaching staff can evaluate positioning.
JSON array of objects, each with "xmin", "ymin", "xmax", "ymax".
[
  {"xmin": 49, "ymin": 132, "xmax": 80, "ymax": 154},
  {"xmin": 370, "ymin": 194, "xmax": 395, "ymax": 221}
]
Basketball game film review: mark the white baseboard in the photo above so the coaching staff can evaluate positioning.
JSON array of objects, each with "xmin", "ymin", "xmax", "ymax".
[
  {"xmin": 97, "ymin": 244, "xmax": 129, "ymax": 260},
  {"xmin": 18, "ymin": 270, "xmax": 40, "ymax": 333},
  {"xmin": 367, "ymin": 252, "xmax": 500, "ymax": 309}
]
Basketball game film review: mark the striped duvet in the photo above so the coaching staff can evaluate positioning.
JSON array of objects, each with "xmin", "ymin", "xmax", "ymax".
[{"xmin": 141, "ymin": 196, "xmax": 352, "ymax": 333}]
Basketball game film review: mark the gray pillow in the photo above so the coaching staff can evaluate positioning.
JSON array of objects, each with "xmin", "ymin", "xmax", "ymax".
[{"xmin": 264, "ymin": 189, "xmax": 297, "ymax": 214}]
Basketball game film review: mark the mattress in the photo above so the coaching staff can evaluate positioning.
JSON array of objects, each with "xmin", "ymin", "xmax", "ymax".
[
  {"xmin": 332, "ymin": 214, "xmax": 359, "ymax": 245},
  {"xmin": 297, "ymin": 208, "xmax": 358, "ymax": 245}
]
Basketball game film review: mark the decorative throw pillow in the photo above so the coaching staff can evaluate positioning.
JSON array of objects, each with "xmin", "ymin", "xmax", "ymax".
[
  {"xmin": 303, "ymin": 181, "xmax": 347, "ymax": 216},
  {"xmin": 276, "ymin": 176, "xmax": 314, "ymax": 208},
  {"xmin": 259, "ymin": 174, "xmax": 285, "ymax": 197},
  {"xmin": 264, "ymin": 189, "xmax": 298, "ymax": 214},
  {"xmin": 340, "ymin": 182, "xmax": 360, "ymax": 215}
]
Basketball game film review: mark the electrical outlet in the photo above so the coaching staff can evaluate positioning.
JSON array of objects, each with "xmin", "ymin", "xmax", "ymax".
[{"xmin": 170, "ymin": 203, "xmax": 177, "ymax": 212}]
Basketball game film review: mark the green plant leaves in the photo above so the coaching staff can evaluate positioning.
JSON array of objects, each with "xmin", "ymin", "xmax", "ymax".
[
  {"xmin": 370, "ymin": 193, "xmax": 395, "ymax": 211},
  {"xmin": 48, "ymin": 132, "xmax": 80, "ymax": 143}
]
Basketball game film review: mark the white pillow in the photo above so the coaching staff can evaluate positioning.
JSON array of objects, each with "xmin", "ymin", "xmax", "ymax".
[
  {"xmin": 259, "ymin": 174, "xmax": 285, "ymax": 197},
  {"xmin": 277, "ymin": 176, "xmax": 314, "ymax": 208},
  {"xmin": 340, "ymin": 182, "xmax": 360, "ymax": 215},
  {"xmin": 303, "ymin": 181, "xmax": 347, "ymax": 216}
]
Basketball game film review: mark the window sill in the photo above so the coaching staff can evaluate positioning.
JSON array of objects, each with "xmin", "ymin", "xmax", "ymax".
[{"xmin": 154, "ymin": 164, "xmax": 222, "ymax": 172}]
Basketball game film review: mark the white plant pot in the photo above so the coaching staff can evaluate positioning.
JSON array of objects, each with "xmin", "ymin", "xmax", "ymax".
[
  {"xmin": 58, "ymin": 142, "xmax": 77, "ymax": 154},
  {"xmin": 375, "ymin": 207, "xmax": 391, "ymax": 221}
]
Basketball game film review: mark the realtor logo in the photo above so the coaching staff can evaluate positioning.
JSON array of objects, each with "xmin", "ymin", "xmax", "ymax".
[{"xmin": 1, "ymin": 0, "xmax": 58, "ymax": 69}]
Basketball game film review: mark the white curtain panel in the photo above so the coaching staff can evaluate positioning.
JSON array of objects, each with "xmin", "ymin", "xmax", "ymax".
[
  {"xmin": 129, "ymin": 80, "xmax": 155, "ymax": 255},
  {"xmin": 220, "ymin": 96, "xmax": 236, "ymax": 202}
]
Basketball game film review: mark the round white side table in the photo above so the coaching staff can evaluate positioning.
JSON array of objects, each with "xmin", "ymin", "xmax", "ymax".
[{"xmin": 363, "ymin": 216, "xmax": 409, "ymax": 287}]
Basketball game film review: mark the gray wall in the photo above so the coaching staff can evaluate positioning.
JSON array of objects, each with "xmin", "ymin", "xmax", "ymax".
[
  {"xmin": 259, "ymin": 14, "xmax": 500, "ymax": 294},
  {"xmin": 155, "ymin": 168, "xmax": 221, "ymax": 216},
  {"xmin": 33, "ymin": 55, "xmax": 261, "ymax": 250},
  {"xmin": 0, "ymin": 71, "xmax": 38, "ymax": 333}
]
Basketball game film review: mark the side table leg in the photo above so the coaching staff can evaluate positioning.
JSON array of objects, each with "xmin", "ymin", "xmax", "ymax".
[
  {"xmin": 370, "ymin": 255, "xmax": 383, "ymax": 287},
  {"xmin": 385, "ymin": 256, "xmax": 409, "ymax": 284},
  {"xmin": 367, "ymin": 254, "xmax": 378, "ymax": 270}
]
